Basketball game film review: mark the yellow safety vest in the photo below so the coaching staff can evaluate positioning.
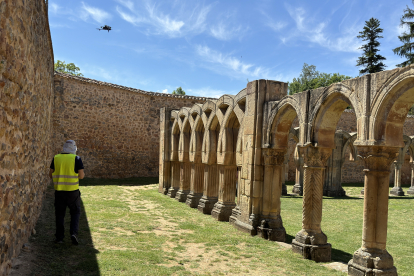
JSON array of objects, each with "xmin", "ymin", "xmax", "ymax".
[{"xmin": 52, "ymin": 154, "xmax": 79, "ymax": 191}]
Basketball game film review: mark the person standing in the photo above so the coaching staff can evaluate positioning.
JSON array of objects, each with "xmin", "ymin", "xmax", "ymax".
[{"xmin": 49, "ymin": 140, "xmax": 84, "ymax": 245}]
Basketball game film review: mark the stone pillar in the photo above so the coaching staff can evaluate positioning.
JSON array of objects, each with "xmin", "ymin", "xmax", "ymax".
[
  {"xmin": 258, "ymin": 148, "xmax": 286, "ymax": 242},
  {"xmin": 292, "ymin": 145, "xmax": 304, "ymax": 195},
  {"xmin": 390, "ymin": 162, "xmax": 404, "ymax": 196},
  {"xmin": 323, "ymin": 133, "xmax": 346, "ymax": 197},
  {"xmin": 229, "ymin": 167, "xmax": 242, "ymax": 224},
  {"xmin": 175, "ymin": 162, "xmax": 191, "ymax": 202},
  {"xmin": 167, "ymin": 161, "xmax": 180, "ymax": 198},
  {"xmin": 212, "ymin": 165, "xmax": 238, "ymax": 221},
  {"xmin": 198, "ymin": 164, "xmax": 219, "ymax": 214},
  {"xmin": 158, "ymin": 107, "xmax": 171, "ymax": 194},
  {"xmin": 407, "ymin": 162, "xmax": 414, "ymax": 195},
  {"xmin": 348, "ymin": 146, "xmax": 398, "ymax": 276},
  {"xmin": 292, "ymin": 144, "xmax": 332, "ymax": 263},
  {"xmin": 186, "ymin": 163, "xmax": 204, "ymax": 208},
  {"xmin": 281, "ymin": 152, "xmax": 288, "ymax": 196}
]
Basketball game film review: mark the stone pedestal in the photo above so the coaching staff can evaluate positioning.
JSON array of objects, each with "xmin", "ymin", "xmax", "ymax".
[
  {"xmin": 186, "ymin": 163, "xmax": 204, "ymax": 208},
  {"xmin": 212, "ymin": 165, "xmax": 237, "ymax": 221},
  {"xmin": 348, "ymin": 249, "xmax": 397, "ymax": 276},
  {"xmin": 292, "ymin": 144, "xmax": 332, "ymax": 262},
  {"xmin": 348, "ymin": 146, "xmax": 399, "ymax": 275},
  {"xmin": 323, "ymin": 186, "xmax": 346, "ymax": 197},
  {"xmin": 257, "ymin": 218, "xmax": 286, "ymax": 242},
  {"xmin": 292, "ymin": 230, "xmax": 331, "ymax": 262},
  {"xmin": 197, "ymin": 164, "xmax": 219, "ymax": 214},
  {"xmin": 175, "ymin": 162, "xmax": 191, "ymax": 202},
  {"xmin": 389, "ymin": 186, "xmax": 404, "ymax": 196},
  {"xmin": 167, "ymin": 161, "xmax": 180, "ymax": 198}
]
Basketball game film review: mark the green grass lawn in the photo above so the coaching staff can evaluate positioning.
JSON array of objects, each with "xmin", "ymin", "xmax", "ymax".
[{"xmin": 28, "ymin": 178, "xmax": 414, "ymax": 275}]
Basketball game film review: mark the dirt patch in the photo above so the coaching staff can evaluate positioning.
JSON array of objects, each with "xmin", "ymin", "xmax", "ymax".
[{"xmin": 322, "ymin": 261, "xmax": 348, "ymax": 273}]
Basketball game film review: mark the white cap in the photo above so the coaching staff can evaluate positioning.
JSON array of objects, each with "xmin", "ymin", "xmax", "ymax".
[{"xmin": 62, "ymin": 140, "xmax": 77, "ymax": 154}]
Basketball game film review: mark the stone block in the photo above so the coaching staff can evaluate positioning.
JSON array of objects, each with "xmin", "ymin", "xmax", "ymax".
[
  {"xmin": 197, "ymin": 197, "xmax": 218, "ymax": 214},
  {"xmin": 211, "ymin": 202, "xmax": 236, "ymax": 221}
]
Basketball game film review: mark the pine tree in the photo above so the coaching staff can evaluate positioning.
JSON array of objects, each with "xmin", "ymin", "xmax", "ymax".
[
  {"xmin": 393, "ymin": 1, "xmax": 414, "ymax": 67},
  {"xmin": 356, "ymin": 18, "xmax": 386, "ymax": 75},
  {"xmin": 172, "ymin": 87, "xmax": 185, "ymax": 95}
]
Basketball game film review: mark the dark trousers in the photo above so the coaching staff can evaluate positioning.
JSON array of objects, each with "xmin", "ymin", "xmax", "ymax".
[{"xmin": 54, "ymin": 190, "xmax": 81, "ymax": 241}]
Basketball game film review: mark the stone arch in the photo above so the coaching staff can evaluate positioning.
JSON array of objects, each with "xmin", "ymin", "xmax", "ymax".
[
  {"xmin": 189, "ymin": 115, "xmax": 205, "ymax": 164},
  {"xmin": 341, "ymin": 132, "xmax": 358, "ymax": 163},
  {"xmin": 202, "ymin": 114, "xmax": 221, "ymax": 165},
  {"xmin": 309, "ymin": 88, "xmax": 355, "ymax": 149},
  {"xmin": 267, "ymin": 97, "xmax": 302, "ymax": 149},
  {"xmin": 217, "ymin": 103, "xmax": 241, "ymax": 165},
  {"xmin": 170, "ymin": 119, "xmax": 180, "ymax": 162},
  {"xmin": 370, "ymin": 67, "xmax": 414, "ymax": 147}
]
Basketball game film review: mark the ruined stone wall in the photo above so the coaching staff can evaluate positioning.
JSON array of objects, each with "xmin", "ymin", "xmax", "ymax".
[
  {"xmin": 52, "ymin": 73, "xmax": 209, "ymax": 178},
  {"xmin": 287, "ymin": 110, "xmax": 414, "ymax": 184},
  {"xmin": 0, "ymin": 1, "xmax": 54, "ymax": 274}
]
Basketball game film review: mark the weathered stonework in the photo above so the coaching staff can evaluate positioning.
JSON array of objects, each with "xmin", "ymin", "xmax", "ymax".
[
  {"xmin": 160, "ymin": 68, "xmax": 414, "ymax": 274},
  {"xmin": 0, "ymin": 1, "xmax": 54, "ymax": 274}
]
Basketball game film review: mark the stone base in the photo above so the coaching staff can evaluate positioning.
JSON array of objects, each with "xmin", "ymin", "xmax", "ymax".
[
  {"xmin": 282, "ymin": 184, "xmax": 287, "ymax": 196},
  {"xmin": 197, "ymin": 196, "xmax": 218, "ymax": 215},
  {"xmin": 160, "ymin": 187, "xmax": 169, "ymax": 195},
  {"xmin": 230, "ymin": 218, "xmax": 257, "ymax": 236},
  {"xmin": 323, "ymin": 187, "xmax": 346, "ymax": 197},
  {"xmin": 211, "ymin": 201, "xmax": 237, "ymax": 221},
  {"xmin": 389, "ymin": 186, "xmax": 404, "ymax": 196},
  {"xmin": 167, "ymin": 187, "xmax": 179, "ymax": 198},
  {"xmin": 291, "ymin": 230, "xmax": 331, "ymax": 262},
  {"xmin": 257, "ymin": 216, "xmax": 286, "ymax": 242},
  {"xmin": 348, "ymin": 248, "xmax": 397, "ymax": 276},
  {"xmin": 407, "ymin": 186, "xmax": 414, "ymax": 195},
  {"xmin": 185, "ymin": 192, "xmax": 203, "ymax": 208},
  {"xmin": 292, "ymin": 184, "xmax": 303, "ymax": 195},
  {"xmin": 175, "ymin": 189, "xmax": 190, "ymax": 202},
  {"xmin": 361, "ymin": 188, "xmax": 364, "ymax": 195},
  {"xmin": 229, "ymin": 206, "xmax": 241, "ymax": 225}
]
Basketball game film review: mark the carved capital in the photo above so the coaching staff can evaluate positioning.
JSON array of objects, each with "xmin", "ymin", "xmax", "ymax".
[
  {"xmin": 298, "ymin": 143, "xmax": 331, "ymax": 168},
  {"xmin": 263, "ymin": 148, "xmax": 286, "ymax": 166},
  {"xmin": 356, "ymin": 146, "xmax": 399, "ymax": 172}
]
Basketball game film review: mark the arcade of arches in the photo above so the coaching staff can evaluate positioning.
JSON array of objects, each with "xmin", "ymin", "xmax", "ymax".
[{"xmin": 159, "ymin": 66, "xmax": 414, "ymax": 276}]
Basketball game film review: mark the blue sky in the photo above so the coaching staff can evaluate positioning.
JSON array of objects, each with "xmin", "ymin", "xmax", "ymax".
[{"xmin": 49, "ymin": 0, "xmax": 410, "ymax": 98}]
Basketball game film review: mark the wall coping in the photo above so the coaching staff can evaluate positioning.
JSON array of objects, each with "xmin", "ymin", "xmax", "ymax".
[{"xmin": 54, "ymin": 72, "xmax": 217, "ymax": 101}]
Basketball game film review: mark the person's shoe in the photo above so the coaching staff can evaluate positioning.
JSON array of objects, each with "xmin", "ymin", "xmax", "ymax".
[
  {"xmin": 54, "ymin": 239, "xmax": 64, "ymax": 244},
  {"xmin": 71, "ymin": 235, "xmax": 79, "ymax": 245}
]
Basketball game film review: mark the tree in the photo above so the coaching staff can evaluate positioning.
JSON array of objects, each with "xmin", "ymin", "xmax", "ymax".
[
  {"xmin": 172, "ymin": 87, "xmax": 185, "ymax": 95},
  {"xmin": 356, "ymin": 18, "xmax": 386, "ymax": 75},
  {"xmin": 54, "ymin": 60, "xmax": 84, "ymax": 76},
  {"xmin": 393, "ymin": 1, "xmax": 414, "ymax": 67},
  {"xmin": 288, "ymin": 63, "xmax": 351, "ymax": 95}
]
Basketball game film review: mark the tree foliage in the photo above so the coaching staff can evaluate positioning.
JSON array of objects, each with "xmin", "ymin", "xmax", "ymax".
[
  {"xmin": 54, "ymin": 60, "xmax": 83, "ymax": 76},
  {"xmin": 393, "ymin": 1, "xmax": 414, "ymax": 67},
  {"xmin": 356, "ymin": 18, "xmax": 386, "ymax": 75},
  {"xmin": 288, "ymin": 63, "xmax": 352, "ymax": 95},
  {"xmin": 172, "ymin": 87, "xmax": 185, "ymax": 95}
]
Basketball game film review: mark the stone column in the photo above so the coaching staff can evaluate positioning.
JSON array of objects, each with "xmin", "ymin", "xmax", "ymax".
[
  {"xmin": 258, "ymin": 148, "xmax": 286, "ymax": 242},
  {"xmin": 186, "ymin": 163, "xmax": 204, "ymax": 208},
  {"xmin": 212, "ymin": 165, "xmax": 238, "ymax": 221},
  {"xmin": 198, "ymin": 164, "xmax": 219, "ymax": 214},
  {"xmin": 229, "ymin": 167, "xmax": 242, "ymax": 224},
  {"xmin": 281, "ymin": 152, "xmax": 289, "ymax": 196},
  {"xmin": 292, "ymin": 144, "xmax": 332, "ymax": 263},
  {"xmin": 292, "ymin": 145, "xmax": 304, "ymax": 195},
  {"xmin": 167, "ymin": 161, "xmax": 180, "ymax": 198},
  {"xmin": 390, "ymin": 162, "xmax": 404, "ymax": 196},
  {"xmin": 175, "ymin": 161, "xmax": 191, "ymax": 202},
  {"xmin": 348, "ymin": 146, "xmax": 398, "ymax": 276},
  {"xmin": 407, "ymin": 162, "xmax": 414, "ymax": 195},
  {"xmin": 158, "ymin": 107, "xmax": 171, "ymax": 194}
]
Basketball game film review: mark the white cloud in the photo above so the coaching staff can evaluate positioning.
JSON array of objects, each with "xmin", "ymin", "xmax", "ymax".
[
  {"xmin": 210, "ymin": 23, "xmax": 244, "ymax": 41},
  {"xmin": 285, "ymin": 5, "xmax": 360, "ymax": 53},
  {"xmin": 50, "ymin": 3, "xmax": 60, "ymax": 14},
  {"xmin": 80, "ymin": 2, "xmax": 112, "ymax": 24},
  {"xmin": 195, "ymin": 45, "xmax": 286, "ymax": 81},
  {"xmin": 115, "ymin": 0, "xmax": 134, "ymax": 12},
  {"xmin": 116, "ymin": 1, "xmax": 211, "ymax": 38},
  {"xmin": 162, "ymin": 89, "xmax": 168, "ymax": 93}
]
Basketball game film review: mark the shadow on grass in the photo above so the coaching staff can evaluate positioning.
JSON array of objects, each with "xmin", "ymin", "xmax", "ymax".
[
  {"xmin": 332, "ymin": 247, "xmax": 353, "ymax": 264},
  {"xmin": 80, "ymin": 177, "xmax": 159, "ymax": 187},
  {"xmin": 31, "ymin": 186, "xmax": 100, "ymax": 276}
]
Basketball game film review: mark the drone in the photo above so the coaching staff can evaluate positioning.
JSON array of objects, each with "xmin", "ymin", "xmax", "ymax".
[{"xmin": 97, "ymin": 25, "xmax": 112, "ymax": 32}]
